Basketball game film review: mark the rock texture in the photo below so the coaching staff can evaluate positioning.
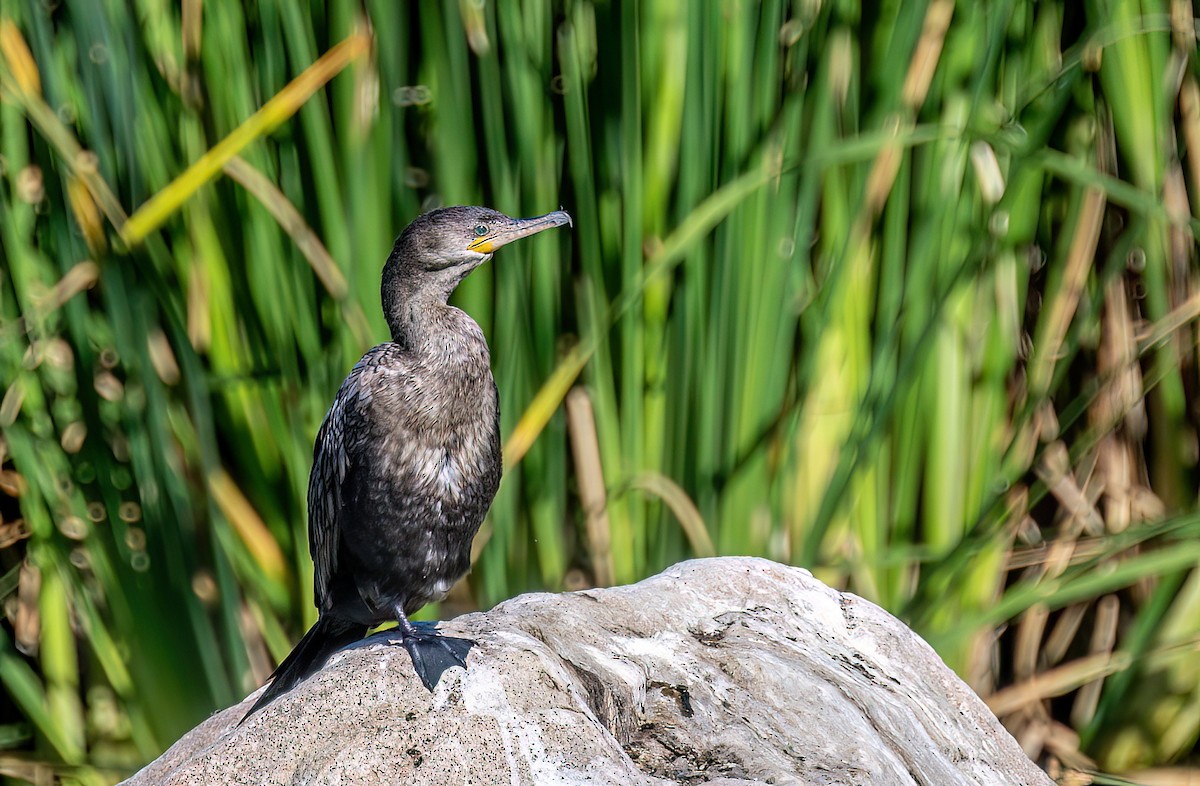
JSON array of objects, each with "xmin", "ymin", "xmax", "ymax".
[{"xmin": 124, "ymin": 558, "xmax": 1050, "ymax": 786}]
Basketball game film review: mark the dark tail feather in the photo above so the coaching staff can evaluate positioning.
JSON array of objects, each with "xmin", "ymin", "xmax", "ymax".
[{"xmin": 241, "ymin": 615, "xmax": 364, "ymax": 723}]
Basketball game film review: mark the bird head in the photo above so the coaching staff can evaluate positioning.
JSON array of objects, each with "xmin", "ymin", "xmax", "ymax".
[
  {"xmin": 382, "ymin": 206, "xmax": 572, "ymax": 338},
  {"xmin": 389, "ymin": 205, "xmax": 572, "ymax": 278}
]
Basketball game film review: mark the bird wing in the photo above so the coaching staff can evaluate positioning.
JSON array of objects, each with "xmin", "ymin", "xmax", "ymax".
[
  {"xmin": 307, "ymin": 345, "xmax": 398, "ymax": 611},
  {"xmin": 308, "ymin": 404, "xmax": 346, "ymax": 611}
]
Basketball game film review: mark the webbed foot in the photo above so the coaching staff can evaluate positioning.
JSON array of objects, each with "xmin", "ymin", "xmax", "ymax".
[{"xmin": 388, "ymin": 618, "xmax": 473, "ymax": 691}]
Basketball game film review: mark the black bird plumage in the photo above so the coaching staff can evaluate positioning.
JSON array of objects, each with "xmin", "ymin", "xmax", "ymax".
[{"xmin": 243, "ymin": 206, "xmax": 572, "ymax": 721}]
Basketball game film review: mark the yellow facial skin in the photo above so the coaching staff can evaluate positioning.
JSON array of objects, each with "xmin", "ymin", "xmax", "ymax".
[{"xmin": 466, "ymin": 236, "xmax": 495, "ymax": 254}]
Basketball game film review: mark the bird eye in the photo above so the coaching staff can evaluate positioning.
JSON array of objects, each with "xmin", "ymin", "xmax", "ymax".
[{"xmin": 474, "ymin": 224, "xmax": 488, "ymax": 236}]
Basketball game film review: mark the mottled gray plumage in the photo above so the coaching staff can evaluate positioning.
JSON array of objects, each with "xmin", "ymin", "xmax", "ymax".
[{"xmin": 243, "ymin": 206, "xmax": 571, "ymax": 721}]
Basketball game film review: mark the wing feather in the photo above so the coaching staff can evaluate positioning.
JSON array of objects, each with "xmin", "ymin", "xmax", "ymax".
[{"xmin": 307, "ymin": 347, "xmax": 397, "ymax": 610}]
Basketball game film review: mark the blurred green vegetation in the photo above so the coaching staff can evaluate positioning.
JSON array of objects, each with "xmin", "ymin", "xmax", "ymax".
[{"xmin": 1, "ymin": 0, "xmax": 1199, "ymax": 782}]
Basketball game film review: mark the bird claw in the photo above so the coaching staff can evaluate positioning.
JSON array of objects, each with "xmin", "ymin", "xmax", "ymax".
[{"xmin": 386, "ymin": 624, "xmax": 474, "ymax": 691}]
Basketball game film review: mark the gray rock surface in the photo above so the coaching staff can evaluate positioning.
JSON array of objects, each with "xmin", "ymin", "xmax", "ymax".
[{"xmin": 124, "ymin": 557, "xmax": 1051, "ymax": 786}]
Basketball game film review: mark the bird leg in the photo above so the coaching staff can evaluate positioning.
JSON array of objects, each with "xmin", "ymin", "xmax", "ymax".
[{"xmin": 389, "ymin": 606, "xmax": 474, "ymax": 692}]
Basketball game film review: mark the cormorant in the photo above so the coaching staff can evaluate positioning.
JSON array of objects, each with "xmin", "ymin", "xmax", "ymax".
[{"xmin": 243, "ymin": 206, "xmax": 572, "ymax": 721}]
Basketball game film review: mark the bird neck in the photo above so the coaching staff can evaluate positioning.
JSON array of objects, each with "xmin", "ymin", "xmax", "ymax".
[
  {"xmin": 385, "ymin": 289, "xmax": 440, "ymax": 351},
  {"xmin": 382, "ymin": 269, "xmax": 471, "ymax": 352}
]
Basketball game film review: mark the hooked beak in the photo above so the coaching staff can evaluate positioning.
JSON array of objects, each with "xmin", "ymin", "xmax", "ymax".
[{"xmin": 467, "ymin": 210, "xmax": 573, "ymax": 254}]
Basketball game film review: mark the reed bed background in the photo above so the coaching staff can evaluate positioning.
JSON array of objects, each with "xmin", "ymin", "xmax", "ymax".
[{"xmin": 1, "ymin": 1, "xmax": 1199, "ymax": 783}]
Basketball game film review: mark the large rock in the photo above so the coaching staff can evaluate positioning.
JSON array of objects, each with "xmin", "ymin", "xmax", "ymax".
[{"xmin": 124, "ymin": 558, "xmax": 1050, "ymax": 786}]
